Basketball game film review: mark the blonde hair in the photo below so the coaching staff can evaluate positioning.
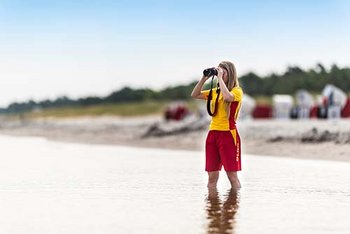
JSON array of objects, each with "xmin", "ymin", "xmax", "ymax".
[{"xmin": 218, "ymin": 61, "xmax": 239, "ymax": 119}]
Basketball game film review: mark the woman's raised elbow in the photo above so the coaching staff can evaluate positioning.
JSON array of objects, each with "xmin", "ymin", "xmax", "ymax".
[{"xmin": 191, "ymin": 92, "xmax": 199, "ymax": 99}]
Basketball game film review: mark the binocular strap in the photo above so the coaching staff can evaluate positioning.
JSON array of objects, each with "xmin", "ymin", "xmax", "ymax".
[{"xmin": 206, "ymin": 77, "xmax": 220, "ymax": 116}]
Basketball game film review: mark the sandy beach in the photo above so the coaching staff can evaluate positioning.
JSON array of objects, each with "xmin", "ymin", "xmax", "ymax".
[{"xmin": 0, "ymin": 115, "xmax": 349, "ymax": 162}]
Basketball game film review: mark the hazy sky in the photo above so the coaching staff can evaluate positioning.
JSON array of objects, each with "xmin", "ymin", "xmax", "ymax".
[{"xmin": 0, "ymin": 0, "xmax": 349, "ymax": 107}]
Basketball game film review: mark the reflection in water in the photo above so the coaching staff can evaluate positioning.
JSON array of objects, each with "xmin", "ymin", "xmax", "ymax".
[{"xmin": 205, "ymin": 188, "xmax": 240, "ymax": 234}]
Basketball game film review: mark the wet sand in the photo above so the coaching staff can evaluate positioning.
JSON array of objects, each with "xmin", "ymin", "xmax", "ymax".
[{"xmin": 0, "ymin": 115, "xmax": 349, "ymax": 162}]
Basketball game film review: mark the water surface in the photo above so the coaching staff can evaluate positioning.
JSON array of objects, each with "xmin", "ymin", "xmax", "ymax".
[{"xmin": 0, "ymin": 135, "xmax": 349, "ymax": 233}]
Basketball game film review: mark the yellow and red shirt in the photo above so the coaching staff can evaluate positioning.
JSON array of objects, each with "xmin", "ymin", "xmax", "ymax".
[{"xmin": 201, "ymin": 87, "xmax": 243, "ymax": 143}]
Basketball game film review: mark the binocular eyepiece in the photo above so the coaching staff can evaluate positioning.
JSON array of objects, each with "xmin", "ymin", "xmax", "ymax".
[{"xmin": 203, "ymin": 68, "xmax": 218, "ymax": 77}]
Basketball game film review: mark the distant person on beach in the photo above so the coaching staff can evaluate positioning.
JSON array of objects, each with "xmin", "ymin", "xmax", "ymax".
[{"xmin": 191, "ymin": 61, "xmax": 243, "ymax": 189}]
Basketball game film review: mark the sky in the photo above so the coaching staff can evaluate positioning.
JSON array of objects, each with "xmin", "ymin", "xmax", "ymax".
[{"xmin": 0, "ymin": 0, "xmax": 349, "ymax": 107}]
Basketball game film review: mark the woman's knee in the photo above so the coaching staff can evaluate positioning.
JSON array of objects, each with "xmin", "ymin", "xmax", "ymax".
[
  {"xmin": 226, "ymin": 171, "xmax": 238, "ymax": 177},
  {"xmin": 208, "ymin": 171, "xmax": 219, "ymax": 183}
]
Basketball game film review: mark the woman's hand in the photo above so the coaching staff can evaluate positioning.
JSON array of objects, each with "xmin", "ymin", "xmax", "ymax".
[{"xmin": 216, "ymin": 67, "xmax": 224, "ymax": 79}]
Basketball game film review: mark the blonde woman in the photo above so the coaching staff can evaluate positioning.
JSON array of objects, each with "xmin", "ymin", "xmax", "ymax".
[{"xmin": 191, "ymin": 61, "xmax": 243, "ymax": 189}]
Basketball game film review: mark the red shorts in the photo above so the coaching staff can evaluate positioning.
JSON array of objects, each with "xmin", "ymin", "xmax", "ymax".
[{"xmin": 205, "ymin": 130, "xmax": 242, "ymax": 172}]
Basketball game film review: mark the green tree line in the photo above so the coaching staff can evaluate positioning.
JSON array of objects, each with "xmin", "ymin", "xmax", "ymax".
[
  {"xmin": 240, "ymin": 64, "xmax": 350, "ymax": 96},
  {"xmin": 0, "ymin": 64, "xmax": 349, "ymax": 114}
]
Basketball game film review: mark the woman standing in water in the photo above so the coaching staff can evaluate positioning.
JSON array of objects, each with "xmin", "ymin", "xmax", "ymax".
[{"xmin": 191, "ymin": 61, "xmax": 243, "ymax": 189}]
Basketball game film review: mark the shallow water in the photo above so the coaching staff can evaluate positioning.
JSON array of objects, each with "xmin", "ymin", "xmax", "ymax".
[{"xmin": 0, "ymin": 135, "xmax": 349, "ymax": 234}]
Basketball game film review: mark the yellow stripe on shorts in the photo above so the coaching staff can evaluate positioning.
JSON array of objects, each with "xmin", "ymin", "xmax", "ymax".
[{"xmin": 230, "ymin": 129, "xmax": 237, "ymax": 146}]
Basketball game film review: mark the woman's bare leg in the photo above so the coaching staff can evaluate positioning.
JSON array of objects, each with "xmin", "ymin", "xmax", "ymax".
[
  {"xmin": 226, "ymin": 171, "xmax": 241, "ymax": 190},
  {"xmin": 207, "ymin": 171, "xmax": 220, "ymax": 188}
]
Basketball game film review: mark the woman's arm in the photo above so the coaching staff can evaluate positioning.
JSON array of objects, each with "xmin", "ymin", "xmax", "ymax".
[
  {"xmin": 191, "ymin": 76, "xmax": 210, "ymax": 100},
  {"xmin": 217, "ymin": 68, "xmax": 234, "ymax": 102}
]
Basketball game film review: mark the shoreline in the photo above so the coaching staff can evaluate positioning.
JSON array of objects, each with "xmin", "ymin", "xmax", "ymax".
[{"xmin": 0, "ymin": 116, "xmax": 349, "ymax": 162}]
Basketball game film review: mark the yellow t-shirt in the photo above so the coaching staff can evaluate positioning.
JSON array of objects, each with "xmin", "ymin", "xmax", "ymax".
[{"xmin": 201, "ymin": 87, "xmax": 243, "ymax": 131}]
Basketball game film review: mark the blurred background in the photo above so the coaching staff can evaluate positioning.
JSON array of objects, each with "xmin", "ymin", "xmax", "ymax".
[
  {"xmin": 0, "ymin": 0, "xmax": 349, "ymax": 155},
  {"xmin": 0, "ymin": 0, "xmax": 349, "ymax": 116}
]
